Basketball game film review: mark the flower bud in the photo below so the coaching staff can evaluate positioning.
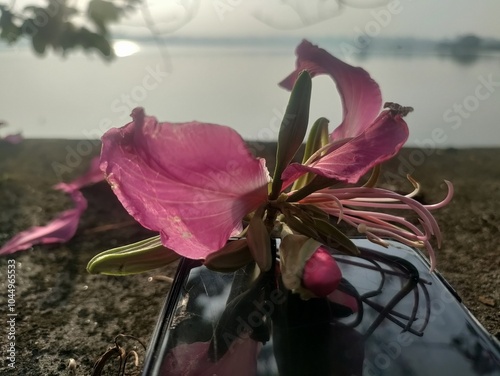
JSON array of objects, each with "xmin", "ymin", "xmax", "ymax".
[{"xmin": 302, "ymin": 247, "xmax": 341, "ymax": 297}]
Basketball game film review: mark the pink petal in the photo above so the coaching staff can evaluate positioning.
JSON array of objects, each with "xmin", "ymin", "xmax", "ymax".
[
  {"xmin": 279, "ymin": 40, "xmax": 382, "ymax": 140},
  {"xmin": 54, "ymin": 156, "xmax": 104, "ymax": 193},
  {"xmin": 100, "ymin": 109, "xmax": 269, "ymax": 260},
  {"xmin": 161, "ymin": 337, "xmax": 260, "ymax": 376},
  {"xmin": 0, "ymin": 190, "xmax": 87, "ymax": 255},
  {"xmin": 282, "ymin": 111, "xmax": 409, "ymax": 184},
  {"xmin": 0, "ymin": 156, "xmax": 105, "ymax": 255},
  {"xmin": 302, "ymin": 246, "xmax": 342, "ymax": 297}
]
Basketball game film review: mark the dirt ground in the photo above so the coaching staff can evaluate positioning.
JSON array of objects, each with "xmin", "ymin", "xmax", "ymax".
[{"xmin": 0, "ymin": 140, "xmax": 498, "ymax": 375}]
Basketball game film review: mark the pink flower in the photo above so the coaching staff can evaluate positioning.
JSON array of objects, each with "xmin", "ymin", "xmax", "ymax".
[
  {"xmin": 100, "ymin": 108, "xmax": 269, "ymax": 260},
  {"xmin": 93, "ymin": 40, "xmax": 450, "ymax": 284},
  {"xmin": 280, "ymin": 40, "xmax": 409, "ymax": 184},
  {"xmin": 302, "ymin": 246, "xmax": 342, "ymax": 297}
]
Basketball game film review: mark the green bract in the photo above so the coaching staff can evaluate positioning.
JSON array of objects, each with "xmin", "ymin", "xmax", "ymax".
[
  {"xmin": 270, "ymin": 70, "xmax": 312, "ymax": 199},
  {"xmin": 86, "ymin": 236, "xmax": 179, "ymax": 275}
]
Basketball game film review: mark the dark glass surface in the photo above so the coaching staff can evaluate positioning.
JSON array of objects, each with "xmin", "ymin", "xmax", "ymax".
[{"xmin": 142, "ymin": 239, "xmax": 500, "ymax": 376}]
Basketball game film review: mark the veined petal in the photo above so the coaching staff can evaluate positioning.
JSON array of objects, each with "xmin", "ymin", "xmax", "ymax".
[
  {"xmin": 0, "ymin": 190, "xmax": 87, "ymax": 255},
  {"xmin": 282, "ymin": 111, "xmax": 409, "ymax": 184},
  {"xmin": 279, "ymin": 39, "xmax": 382, "ymax": 139},
  {"xmin": 100, "ymin": 109, "xmax": 269, "ymax": 260}
]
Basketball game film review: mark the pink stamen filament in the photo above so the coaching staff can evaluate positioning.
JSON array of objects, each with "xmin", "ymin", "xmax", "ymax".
[{"xmin": 296, "ymin": 181, "xmax": 453, "ymax": 271}]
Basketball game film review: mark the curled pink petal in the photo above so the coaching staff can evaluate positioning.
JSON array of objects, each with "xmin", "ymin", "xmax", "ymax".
[
  {"xmin": 302, "ymin": 246, "xmax": 342, "ymax": 297},
  {"xmin": 100, "ymin": 108, "xmax": 269, "ymax": 260},
  {"xmin": 283, "ymin": 111, "xmax": 409, "ymax": 184},
  {"xmin": 0, "ymin": 156, "xmax": 105, "ymax": 255},
  {"xmin": 280, "ymin": 39, "xmax": 382, "ymax": 139},
  {"xmin": 0, "ymin": 190, "xmax": 87, "ymax": 256},
  {"xmin": 54, "ymin": 156, "xmax": 104, "ymax": 193}
]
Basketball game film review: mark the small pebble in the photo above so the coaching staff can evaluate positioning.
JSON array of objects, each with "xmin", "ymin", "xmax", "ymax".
[
  {"xmin": 67, "ymin": 358, "xmax": 77, "ymax": 374},
  {"xmin": 478, "ymin": 295, "xmax": 496, "ymax": 307}
]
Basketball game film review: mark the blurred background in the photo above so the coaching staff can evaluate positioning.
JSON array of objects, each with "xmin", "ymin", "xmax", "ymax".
[{"xmin": 1, "ymin": 0, "xmax": 499, "ymax": 147}]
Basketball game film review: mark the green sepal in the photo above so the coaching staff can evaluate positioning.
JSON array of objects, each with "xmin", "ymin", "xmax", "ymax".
[
  {"xmin": 292, "ymin": 117, "xmax": 330, "ymax": 191},
  {"xmin": 270, "ymin": 71, "xmax": 312, "ymax": 199},
  {"xmin": 86, "ymin": 236, "xmax": 180, "ymax": 275},
  {"xmin": 246, "ymin": 207, "xmax": 272, "ymax": 272},
  {"xmin": 310, "ymin": 218, "xmax": 359, "ymax": 256},
  {"xmin": 279, "ymin": 234, "xmax": 323, "ymax": 300},
  {"xmin": 287, "ymin": 174, "xmax": 340, "ymax": 203},
  {"xmin": 204, "ymin": 239, "xmax": 254, "ymax": 273},
  {"xmin": 281, "ymin": 212, "xmax": 321, "ymax": 241}
]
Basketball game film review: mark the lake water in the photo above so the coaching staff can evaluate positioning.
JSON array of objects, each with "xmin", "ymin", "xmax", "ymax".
[{"xmin": 1, "ymin": 41, "xmax": 499, "ymax": 147}]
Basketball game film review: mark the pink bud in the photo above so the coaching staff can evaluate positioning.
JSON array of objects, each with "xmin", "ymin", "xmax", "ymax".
[{"xmin": 302, "ymin": 247, "xmax": 342, "ymax": 297}]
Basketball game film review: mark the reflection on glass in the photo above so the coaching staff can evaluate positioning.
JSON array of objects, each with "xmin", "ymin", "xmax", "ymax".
[{"xmin": 144, "ymin": 239, "xmax": 500, "ymax": 376}]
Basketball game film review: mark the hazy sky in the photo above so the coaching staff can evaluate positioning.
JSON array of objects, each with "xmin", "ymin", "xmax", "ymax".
[
  {"xmin": 9, "ymin": 0, "xmax": 500, "ymax": 42},
  {"xmin": 2, "ymin": 0, "xmax": 499, "ymax": 146},
  {"xmin": 112, "ymin": 0, "xmax": 500, "ymax": 40}
]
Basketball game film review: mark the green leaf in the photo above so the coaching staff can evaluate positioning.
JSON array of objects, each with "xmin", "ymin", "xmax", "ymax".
[
  {"xmin": 204, "ymin": 239, "xmax": 254, "ymax": 272},
  {"xmin": 31, "ymin": 33, "xmax": 47, "ymax": 55},
  {"xmin": 311, "ymin": 218, "xmax": 359, "ymax": 256},
  {"xmin": 86, "ymin": 236, "xmax": 179, "ymax": 275},
  {"xmin": 291, "ymin": 117, "xmax": 330, "ymax": 191},
  {"xmin": 297, "ymin": 204, "xmax": 330, "ymax": 222},
  {"xmin": 281, "ymin": 206, "xmax": 320, "ymax": 241},
  {"xmin": 270, "ymin": 71, "xmax": 312, "ymax": 199},
  {"xmin": 0, "ymin": 9, "xmax": 21, "ymax": 43},
  {"xmin": 87, "ymin": 0, "xmax": 122, "ymax": 35},
  {"xmin": 286, "ymin": 174, "xmax": 340, "ymax": 203},
  {"xmin": 281, "ymin": 204, "xmax": 358, "ymax": 256}
]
